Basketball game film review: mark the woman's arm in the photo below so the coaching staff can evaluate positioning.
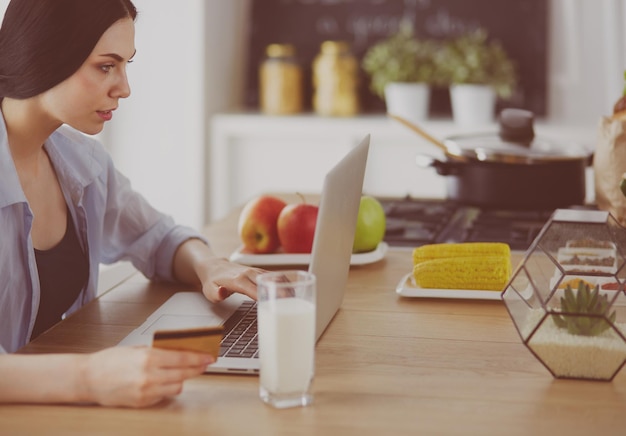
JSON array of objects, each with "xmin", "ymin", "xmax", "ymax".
[
  {"xmin": 172, "ymin": 238, "xmax": 263, "ymax": 302},
  {"xmin": 0, "ymin": 347, "xmax": 214, "ymax": 407}
]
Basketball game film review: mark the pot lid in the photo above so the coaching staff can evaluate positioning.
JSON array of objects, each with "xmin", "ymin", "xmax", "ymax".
[{"xmin": 443, "ymin": 109, "xmax": 591, "ymax": 164}]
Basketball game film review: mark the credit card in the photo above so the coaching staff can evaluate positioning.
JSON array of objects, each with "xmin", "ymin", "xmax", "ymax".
[{"xmin": 152, "ymin": 325, "xmax": 224, "ymax": 357}]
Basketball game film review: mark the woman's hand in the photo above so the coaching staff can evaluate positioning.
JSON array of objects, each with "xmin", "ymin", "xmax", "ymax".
[
  {"xmin": 173, "ymin": 239, "xmax": 265, "ymax": 303},
  {"xmin": 0, "ymin": 347, "xmax": 213, "ymax": 408},
  {"xmin": 197, "ymin": 256, "xmax": 264, "ymax": 303},
  {"xmin": 82, "ymin": 346, "xmax": 214, "ymax": 408}
]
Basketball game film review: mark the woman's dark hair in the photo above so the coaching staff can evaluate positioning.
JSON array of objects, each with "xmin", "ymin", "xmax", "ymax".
[{"xmin": 0, "ymin": 0, "xmax": 137, "ymax": 99}]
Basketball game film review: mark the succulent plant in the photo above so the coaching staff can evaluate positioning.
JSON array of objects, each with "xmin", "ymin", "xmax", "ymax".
[{"xmin": 552, "ymin": 281, "xmax": 617, "ymax": 336}]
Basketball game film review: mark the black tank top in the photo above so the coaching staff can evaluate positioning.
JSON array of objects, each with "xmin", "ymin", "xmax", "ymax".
[{"xmin": 31, "ymin": 208, "xmax": 89, "ymax": 339}]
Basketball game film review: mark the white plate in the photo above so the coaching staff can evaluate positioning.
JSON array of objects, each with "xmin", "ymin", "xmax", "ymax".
[
  {"xmin": 395, "ymin": 273, "xmax": 503, "ymax": 300},
  {"xmin": 229, "ymin": 242, "xmax": 388, "ymax": 267}
]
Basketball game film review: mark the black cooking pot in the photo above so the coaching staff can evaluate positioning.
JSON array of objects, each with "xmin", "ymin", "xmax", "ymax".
[{"xmin": 415, "ymin": 109, "xmax": 593, "ymax": 210}]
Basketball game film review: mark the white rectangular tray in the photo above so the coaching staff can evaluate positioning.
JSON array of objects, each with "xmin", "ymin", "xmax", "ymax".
[
  {"xmin": 229, "ymin": 242, "xmax": 388, "ymax": 267},
  {"xmin": 395, "ymin": 273, "xmax": 503, "ymax": 300}
]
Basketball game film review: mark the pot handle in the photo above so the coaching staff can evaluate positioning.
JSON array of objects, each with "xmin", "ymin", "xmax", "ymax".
[{"xmin": 415, "ymin": 154, "xmax": 457, "ymax": 176}]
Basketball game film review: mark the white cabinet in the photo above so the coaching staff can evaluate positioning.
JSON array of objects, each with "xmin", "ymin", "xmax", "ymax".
[{"xmin": 208, "ymin": 112, "xmax": 598, "ymax": 222}]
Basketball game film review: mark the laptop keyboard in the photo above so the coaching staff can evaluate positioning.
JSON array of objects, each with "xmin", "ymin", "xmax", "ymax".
[{"xmin": 219, "ymin": 300, "xmax": 259, "ymax": 358}]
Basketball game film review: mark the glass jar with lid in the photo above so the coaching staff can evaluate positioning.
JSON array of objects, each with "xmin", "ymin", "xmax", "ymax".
[
  {"xmin": 312, "ymin": 40, "xmax": 359, "ymax": 117},
  {"xmin": 259, "ymin": 43, "xmax": 303, "ymax": 115}
]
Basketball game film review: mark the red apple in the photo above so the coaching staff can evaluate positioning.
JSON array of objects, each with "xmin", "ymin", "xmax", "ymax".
[
  {"xmin": 277, "ymin": 200, "xmax": 319, "ymax": 253},
  {"xmin": 238, "ymin": 195, "xmax": 287, "ymax": 254}
]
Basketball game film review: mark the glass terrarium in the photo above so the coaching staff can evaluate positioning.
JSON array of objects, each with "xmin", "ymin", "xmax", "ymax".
[{"xmin": 502, "ymin": 209, "xmax": 626, "ymax": 381}]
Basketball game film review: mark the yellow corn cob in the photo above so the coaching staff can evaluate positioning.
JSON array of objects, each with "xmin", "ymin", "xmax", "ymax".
[
  {"xmin": 412, "ymin": 242, "xmax": 511, "ymax": 265},
  {"xmin": 412, "ymin": 255, "xmax": 512, "ymax": 291}
]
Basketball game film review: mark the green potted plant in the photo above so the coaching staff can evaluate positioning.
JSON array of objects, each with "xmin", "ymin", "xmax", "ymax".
[
  {"xmin": 362, "ymin": 21, "xmax": 438, "ymax": 121},
  {"xmin": 434, "ymin": 28, "xmax": 518, "ymax": 126}
]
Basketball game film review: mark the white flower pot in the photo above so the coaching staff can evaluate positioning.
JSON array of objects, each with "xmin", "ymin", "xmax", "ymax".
[
  {"xmin": 384, "ymin": 82, "xmax": 430, "ymax": 122},
  {"xmin": 449, "ymin": 84, "xmax": 496, "ymax": 127}
]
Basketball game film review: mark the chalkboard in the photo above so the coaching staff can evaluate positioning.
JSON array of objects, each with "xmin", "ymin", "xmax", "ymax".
[{"xmin": 244, "ymin": 0, "xmax": 548, "ymax": 116}]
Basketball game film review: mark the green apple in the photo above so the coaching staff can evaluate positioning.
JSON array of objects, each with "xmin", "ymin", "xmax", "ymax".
[{"xmin": 352, "ymin": 196, "xmax": 386, "ymax": 253}]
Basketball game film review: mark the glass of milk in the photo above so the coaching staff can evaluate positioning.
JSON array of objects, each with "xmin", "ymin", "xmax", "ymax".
[{"xmin": 257, "ymin": 270, "xmax": 316, "ymax": 408}]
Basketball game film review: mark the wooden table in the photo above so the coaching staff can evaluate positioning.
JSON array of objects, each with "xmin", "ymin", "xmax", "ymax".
[{"xmin": 3, "ymin": 204, "xmax": 626, "ymax": 435}]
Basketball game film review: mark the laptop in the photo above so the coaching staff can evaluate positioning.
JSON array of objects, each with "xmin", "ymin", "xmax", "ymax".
[{"xmin": 118, "ymin": 135, "xmax": 370, "ymax": 373}]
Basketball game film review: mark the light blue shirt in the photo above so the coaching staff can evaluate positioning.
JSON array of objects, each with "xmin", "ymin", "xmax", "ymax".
[{"xmin": 0, "ymin": 115, "xmax": 205, "ymax": 353}]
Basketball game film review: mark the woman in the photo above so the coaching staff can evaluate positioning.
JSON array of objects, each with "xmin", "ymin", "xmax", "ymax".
[{"xmin": 0, "ymin": 0, "xmax": 261, "ymax": 407}]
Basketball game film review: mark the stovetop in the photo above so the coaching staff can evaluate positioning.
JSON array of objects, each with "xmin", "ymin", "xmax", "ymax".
[{"xmin": 378, "ymin": 196, "xmax": 561, "ymax": 252}]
